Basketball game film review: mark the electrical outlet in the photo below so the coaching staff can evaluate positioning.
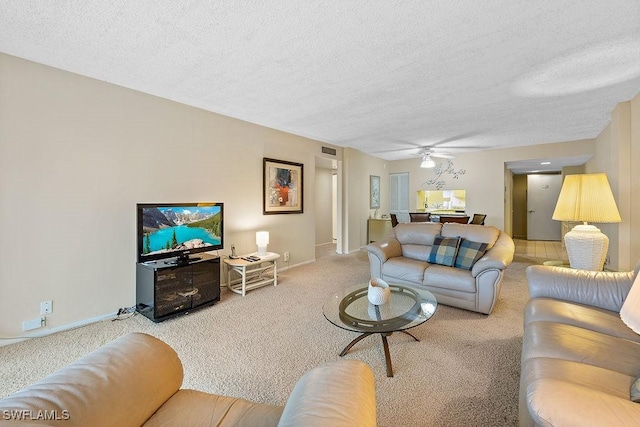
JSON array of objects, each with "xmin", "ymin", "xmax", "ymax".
[
  {"xmin": 284, "ymin": 252, "xmax": 290, "ymax": 262},
  {"xmin": 22, "ymin": 317, "xmax": 45, "ymax": 331},
  {"xmin": 41, "ymin": 300, "xmax": 52, "ymax": 315}
]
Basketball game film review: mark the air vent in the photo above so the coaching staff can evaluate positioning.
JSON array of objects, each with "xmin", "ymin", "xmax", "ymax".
[{"xmin": 321, "ymin": 146, "xmax": 337, "ymax": 156}]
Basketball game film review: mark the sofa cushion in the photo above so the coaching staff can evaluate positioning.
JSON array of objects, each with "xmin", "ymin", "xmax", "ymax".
[
  {"xmin": 144, "ymin": 389, "xmax": 284, "ymax": 427},
  {"xmin": 522, "ymin": 357, "xmax": 634, "ymax": 404},
  {"xmin": 423, "ymin": 264, "xmax": 477, "ymax": 293},
  {"xmin": 522, "ymin": 321, "xmax": 640, "ymax": 376},
  {"xmin": 401, "ymin": 243, "xmax": 431, "ymax": 261},
  {"xmin": 522, "ymin": 357, "xmax": 640, "ymax": 426},
  {"xmin": 524, "ymin": 298, "xmax": 640, "ymax": 342},
  {"xmin": 382, "ymin": 257, "xmax": 428, "ymax": 284},
  {"xmin": 441, "ymin": 223, "xmax": 499, "ymax": 249},
  {"xmin": 454, "ymin": 239, "xmax": 488, "ymax": 270},
  {"xmin": 428, "ymin": 235, "xmax": 461, "ymax": 267},
  {"xmin": 394, "ymin": 222, "xmax": 442, "ymax": 245}
]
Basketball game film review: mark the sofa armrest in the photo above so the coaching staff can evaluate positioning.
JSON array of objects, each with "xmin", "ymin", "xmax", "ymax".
[
  {"xmin": 278, "ymin": 360, "xmax": 376, "ymax": 427},
  {"xmin": 471, "ymin": 232, "xmax": 515, "ymax": 277},
  {"xmin": 0, "ymin": 333, "xmax": 183, "ymax": 427},
  {"xmin": 527, "ymin": 378, "xmax": 640, "ymax": 427},
  {"xmin": 365, "ymin": 238, "xmax": 402, "ymax": 263},
  {"xmin": 526, "ymin": 265, "xmax": 634, "ymax": 312}
]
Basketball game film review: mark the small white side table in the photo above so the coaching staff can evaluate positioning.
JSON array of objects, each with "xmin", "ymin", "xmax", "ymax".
[{"xmin": 223, "ymin": 252, "xmax": 280, "ymax": 296}]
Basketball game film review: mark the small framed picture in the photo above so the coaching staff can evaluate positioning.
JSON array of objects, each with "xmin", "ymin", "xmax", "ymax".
[
  {"xmin": 370, "ymin": 175, "xmax": 380, "ymax": 209},
  {"xmin": 263, "ymin": 158, "xmax": 304, "ymax": 214}
]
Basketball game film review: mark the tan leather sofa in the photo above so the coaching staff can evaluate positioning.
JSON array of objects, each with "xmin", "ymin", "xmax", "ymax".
[
  {"xmin": 0, "ymin": 332, "xmax": 376, "ymax": 427},
  {"xmin": 520, "ymin": 265, "xmax": 640, "ymax": 426},
  {"xmin": 365, "ymin": 222, "xmax": 515, "ymax": 314}
]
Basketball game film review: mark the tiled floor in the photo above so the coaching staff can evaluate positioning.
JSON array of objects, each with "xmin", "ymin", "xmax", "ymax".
[{"xmin": 514, "ymin": 238, "xmax": 568, "ymax": 262}]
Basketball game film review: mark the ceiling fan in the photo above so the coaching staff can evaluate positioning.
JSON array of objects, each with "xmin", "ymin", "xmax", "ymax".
[{"xmin": 369, "ymin": 131, "xmax": 486, "ymax": 167}]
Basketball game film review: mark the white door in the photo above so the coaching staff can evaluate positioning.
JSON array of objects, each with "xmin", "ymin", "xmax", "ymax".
[
  {"xmin": 390, "ymin": 172, "xmax": 409, "ymax": 222},
  {"xmin": 527, "ymin": 174, "xmax": 562, "ymax": 241}
]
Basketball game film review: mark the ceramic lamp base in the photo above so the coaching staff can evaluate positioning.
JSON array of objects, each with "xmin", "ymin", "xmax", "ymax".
[{"xmin": 564, "ymin": 224, "xmax": 608, "ymax": 271}]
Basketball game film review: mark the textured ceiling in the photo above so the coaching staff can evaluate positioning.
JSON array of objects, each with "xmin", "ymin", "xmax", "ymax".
[{"xmin": 1, "ymin": 1, "xmax": 639, "ymax": 161}]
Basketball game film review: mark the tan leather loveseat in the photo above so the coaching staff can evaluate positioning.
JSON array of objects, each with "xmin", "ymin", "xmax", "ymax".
[
  {"xmin": 365, "ymin": 222, "xmax": 514, "ymax": 314},
  {"xmin": 520, "ymin": 264, "xmax": 640, "ymax": 426},
  {"xmin": 0, "ymin": 332, "xmax": 376, "ymax": 427}
]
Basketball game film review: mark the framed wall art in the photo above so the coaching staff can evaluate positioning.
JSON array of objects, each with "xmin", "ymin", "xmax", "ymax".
[
  {"xmin": 370, "ymin": 175, "xmax": 380, "ymax": 209},
  {"xmin": 263, "ymin": 158, "xmax": 304, "ymax": 214}
]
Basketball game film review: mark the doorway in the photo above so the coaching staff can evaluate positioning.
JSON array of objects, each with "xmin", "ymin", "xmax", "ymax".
[
  {"xmin": 527, "ymin": 174, "xmax": 562, "ymax": 241},
  {"xmin": 315, "ymin": 156, "xmax": 340, "ymax": 256}
]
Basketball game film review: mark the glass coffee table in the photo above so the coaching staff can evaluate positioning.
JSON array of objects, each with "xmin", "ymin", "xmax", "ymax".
[{"xmin": 323, "ymin": 283, "xmax": 437, "ymax": 377}]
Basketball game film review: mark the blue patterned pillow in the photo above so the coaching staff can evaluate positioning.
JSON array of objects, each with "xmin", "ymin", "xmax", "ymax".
[
  {"xmin": 428, "ymin": 236, "xmax": 461, "ymax": 267},
  {"xmin": 454, "ymin": 238, "xmax": 488, "ymax": 270}
]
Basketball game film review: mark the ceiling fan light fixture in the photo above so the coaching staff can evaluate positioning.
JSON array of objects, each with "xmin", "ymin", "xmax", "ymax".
[{"xmin": 420, "ymin": 155, "xmax": 435, "ymax": 168}]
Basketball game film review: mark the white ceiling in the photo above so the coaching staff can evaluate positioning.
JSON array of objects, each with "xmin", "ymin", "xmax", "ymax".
[{"xmin": 1, "ymin": 1, "xmax": 639, "ymax": 163}]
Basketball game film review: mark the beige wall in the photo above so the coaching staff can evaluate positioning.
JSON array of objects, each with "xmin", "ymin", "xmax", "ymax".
[
  {"xmin": 588, "ymin": 92, "xmax": 640, "ymax": 271},
  {"xmin": 342, "ymin": 148, "xmax": 389, "ymax": 253},
  {"xmin": 632, "ymin": 93, "xmax": 640, "ymax": 268},
  {"xmin": 0, "ymin": 53, "xmax": 350, "ymax": 338},
  {"xmin": 389, "ymin": 139, "xmax": 596, "ymax": 229}
]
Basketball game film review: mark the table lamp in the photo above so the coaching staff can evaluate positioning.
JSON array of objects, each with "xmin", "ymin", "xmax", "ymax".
[
  {"xmin": 256, "ymin": 231, "xmax": 269, "ymax": 256},
  {"xmin": 552, "ymin": 173, "xmax": 621, "ymax": 271}
]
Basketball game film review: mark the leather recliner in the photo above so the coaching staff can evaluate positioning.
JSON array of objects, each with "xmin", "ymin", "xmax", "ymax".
[{"xmin": 0, "ymin": 332, "xmax": 377, "ymax": 427}]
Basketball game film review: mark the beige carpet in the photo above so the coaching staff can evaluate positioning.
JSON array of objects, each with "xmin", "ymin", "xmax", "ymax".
[{"xmin": 0, "ymin": 250, "xmax": 535, "ymax": 427}]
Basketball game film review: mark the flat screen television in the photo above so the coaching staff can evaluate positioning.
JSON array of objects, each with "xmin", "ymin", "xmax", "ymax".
[{"xmin": 136, "ymin": 202, "xmax": 223, "ymax": 264}]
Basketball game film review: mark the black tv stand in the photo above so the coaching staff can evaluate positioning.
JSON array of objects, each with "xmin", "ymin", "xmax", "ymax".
[{"xmin": 136, "ymin": 254, "xmax": 220, "ymax": 322}]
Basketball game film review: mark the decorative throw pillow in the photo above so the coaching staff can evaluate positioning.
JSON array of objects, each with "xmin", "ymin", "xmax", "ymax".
[
  {"xmin": 428, "ymin": 236, "xmax": 461, "ymax": 267},
  {"xmin": 631, "ymin": 376, "xmax": 640, "ymax": 402},
  {"xmin": 455, "ymin": 238, "xmax": 488, "ymax": 270}
]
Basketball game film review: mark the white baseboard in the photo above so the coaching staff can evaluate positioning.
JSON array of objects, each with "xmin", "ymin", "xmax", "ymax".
[
  {"xmin": 278, "ymin": 259, "xmax": 315, "ymax": 272},
  {"xmin": 0, "ymin": 312, "xmax": 117, "ymax": 347}
]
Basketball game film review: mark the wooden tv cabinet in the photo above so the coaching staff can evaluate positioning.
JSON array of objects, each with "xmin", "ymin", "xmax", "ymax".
[{"xmin": 136, "ymin": 254, "xmax": 220, "ymax": 322}]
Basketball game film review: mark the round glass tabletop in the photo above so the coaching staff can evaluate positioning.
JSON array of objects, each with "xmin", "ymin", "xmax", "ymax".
[{"xmin": 323, "ymin": 283, "xmax": 438, "ymax": 334}]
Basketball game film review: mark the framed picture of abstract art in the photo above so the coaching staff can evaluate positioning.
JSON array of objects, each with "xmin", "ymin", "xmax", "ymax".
[
  {"xmin": 263, "ymin": 158, "xmax": 304, "ymax": 214},
  {"xmin": 370, "ymin": 175, "xmax": 380, "ymax": 209}
]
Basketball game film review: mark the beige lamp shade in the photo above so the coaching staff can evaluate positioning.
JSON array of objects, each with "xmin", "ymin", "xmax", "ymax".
[
  {"xmin": 552, "ymin": 173, "xmax": 621, "ymax": 223},
  {"xmin": 621, "ymin": 274, "xmax": 640, "ymax": 335},
  {"xmin": 552, "ymin": 173, "xmax": 621, "ymax": 271}
]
